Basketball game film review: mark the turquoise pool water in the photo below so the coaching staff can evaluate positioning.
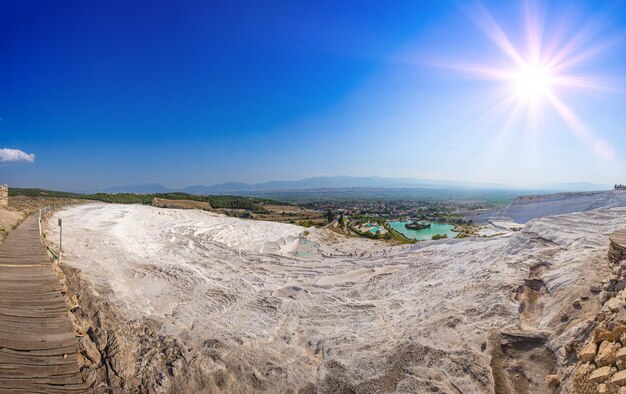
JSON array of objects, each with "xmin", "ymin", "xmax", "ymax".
[
  {"xmin": 388, "ymin": 221, "xmax": 457, "ymax": 241},
  {"xmin": 368, "ymin": 226, "xmax": 380, "ymax": 233},
  {"xmin": 291, "ymin": 238, "xmax": 318, "ymax": 257}
]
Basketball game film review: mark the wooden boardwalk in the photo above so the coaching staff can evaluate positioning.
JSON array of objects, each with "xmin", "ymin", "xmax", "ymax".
[{"xmin": 0, "ymin": 216, "xmax": 86, "ymax": 393}]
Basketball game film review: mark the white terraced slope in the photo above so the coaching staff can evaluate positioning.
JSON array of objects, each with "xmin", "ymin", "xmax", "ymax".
[
  {"xmin": 48, "ymin": 202, "xmax": 626, "ymax": 392},
  {"xmin": 472, "ymin": 189, "xmax": 626, "ymax": 224}
]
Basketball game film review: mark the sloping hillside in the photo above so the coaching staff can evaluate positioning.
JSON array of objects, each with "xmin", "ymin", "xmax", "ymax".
[{"xmin": 472, "ymin": 190, "xmax": 626, "ymax": 224}]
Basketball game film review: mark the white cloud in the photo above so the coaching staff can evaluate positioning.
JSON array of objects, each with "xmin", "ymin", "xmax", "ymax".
[{"xmin": 0, "ymin": 148, "xmax": 35, "ymax": 163}]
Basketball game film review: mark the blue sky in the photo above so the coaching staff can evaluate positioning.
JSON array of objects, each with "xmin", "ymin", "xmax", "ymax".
[{"xmin": 1, "ymin": 0, "xmax": 625, "ymax": 191}]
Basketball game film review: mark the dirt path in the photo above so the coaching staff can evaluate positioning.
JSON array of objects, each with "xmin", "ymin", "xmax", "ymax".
[
  {"xmin": 489, "ymin": 253, "xmax": 560, "ymax": 393},
  {"xmin": 0, "ymin": 216, "xmax": 86, "ymax": 392}
]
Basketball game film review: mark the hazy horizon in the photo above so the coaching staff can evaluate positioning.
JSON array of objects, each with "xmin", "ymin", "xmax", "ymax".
[
  {"xmin": 1, "ymin": 0, "xmax": 625, "ymax": 190},
  {"xmin": 0, "ymin": 171, "xmax": 619, "ymax": 193},
  {"xmin": 4, "ymin": 174, "xmax": 616, "ymax": 195}
]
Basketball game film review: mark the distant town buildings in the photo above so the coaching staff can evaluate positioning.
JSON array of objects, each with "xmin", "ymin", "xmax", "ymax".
[
  {"xmin": 0, "ymin": 185, "xmax": 7, "ymax": 207},
  {"xmin": 616, "ymin": 184, "xmax": 626, "ymax": 190},
  {"xmin": 304, "ymin": 198, "xmax": 493, "ymax": 223}
]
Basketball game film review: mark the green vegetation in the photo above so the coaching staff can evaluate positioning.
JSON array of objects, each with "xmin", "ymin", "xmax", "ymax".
[
  {"xmin": 325, "ymin": 209, "xmax": 335, "ymax": 223},
  {"xmin": 350, "ymin": 225, "xmax": 384, "ymax": 240},
  {"xmin": 9, "ymin": 188, "xmax": 282, "ymax": 212},
  {"xmin": 340, "ymin": 215, "xmax": 414, "ymax": 244},
  {"xmin": 431, "ymin": 234, "xmax": 448, "ymax": 240},
  {"xmin": 382, "ymin": 223, "xmax": 415, "ymax": 244},
  {"xmin": 9, "ymin": 188, "xmax": 83, "ymax": 199},
  {"xmin": 298, "ymin": 220, "xmax": 315, "ymax": 228},
  {"xmin": 405, "ymin": 220, "xmax": 430, "ymax": 230},
  {"xmin": 352, "ymin": 216, "xmax": 386, "ymax": 226},
  {"xmin": 87, "ymin": 192, "xmax": 276, "ymax": 211},
  {"xmin": 349, "ymin": 222, "xmax": 414, "ymax": 244}
]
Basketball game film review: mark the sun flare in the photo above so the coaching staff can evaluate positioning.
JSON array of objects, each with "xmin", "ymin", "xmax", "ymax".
[
  {"xmin": 513, "ymin": 65, "xmax": 552, "ymax": 100},
  {"xmin": 446, "ymin": 2, "xmax": 616, "ymax": 160}
]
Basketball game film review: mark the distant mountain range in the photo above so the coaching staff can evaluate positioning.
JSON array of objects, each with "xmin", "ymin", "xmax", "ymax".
[
  {"xmin": 103, "ymin": 183, "xmax": 171, "ymax": 194},
  {"xmin": 100, "ymin": 176, "xmax": 612, "ymax": 195}
]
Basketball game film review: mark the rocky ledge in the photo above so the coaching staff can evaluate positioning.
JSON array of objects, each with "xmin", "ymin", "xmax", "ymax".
[
  {"xmin": 610, "ymin": 230, "xmax": 626, "ymax": 266},
  {"xmin": 570, "ymin": 230, "xmax": 626, "ymax": 393}
]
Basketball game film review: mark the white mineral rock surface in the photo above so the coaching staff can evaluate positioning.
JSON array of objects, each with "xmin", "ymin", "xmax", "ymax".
[
  {"xmin": 472, "ymin": 190, "xmax": 626, "ymax": 224},
  {"xmin": 48, "ymin": 203, "xmax": 626, "ymax": 392}
]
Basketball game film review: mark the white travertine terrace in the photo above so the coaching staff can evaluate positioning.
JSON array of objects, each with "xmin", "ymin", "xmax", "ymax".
[{"xmin": 48, "ymin": 203, "xmax": 626, "ymax": 392}]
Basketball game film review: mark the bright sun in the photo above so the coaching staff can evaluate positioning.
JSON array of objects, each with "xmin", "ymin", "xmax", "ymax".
[
  {"xmin": 441, "ymin": 2, "xmax": 616, "ymax": 160},
  {"xmin": 513, "ymin": 65, "xmax": 552, "ymax": 100}
]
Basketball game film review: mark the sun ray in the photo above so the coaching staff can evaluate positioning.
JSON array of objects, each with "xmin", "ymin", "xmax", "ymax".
[
  {"xmin": 549, "ymin": 34, "xmax": 624, "ymax": 73},
  {"xmin": 544, "ymin": 91, "xmax": 615, "ymax": 160},
  {"xmin": 465, "ymin": 89, "xmax": 524, "ymax": 140},
  {"xmin": 544, "ymin": 13, "xmax": 608, "ymax": 71},
  {"xmin": 550, "ymin": 75, "xmax": 621, "ymax": 93},
  {"xmin": 468, "ymin": 3, "xmax": 526, "ymax": 67},
  {"xmin": 485, "ymin": 92, "xmax": 527, "ymax": 152},
  {"xmin": 523, "ymin": 0, "xmax": 546, "ymax": 65}
]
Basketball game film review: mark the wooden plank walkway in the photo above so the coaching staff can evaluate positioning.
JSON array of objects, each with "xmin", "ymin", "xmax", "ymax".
[{"xmin": 0, "ymin": 216, "xmax": 87, "ymax": 393}]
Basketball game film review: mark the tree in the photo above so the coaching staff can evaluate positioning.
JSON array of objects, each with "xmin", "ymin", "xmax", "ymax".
[{"xmin": 325, "ymin": 209, "xmax": 335, "ymax": 223}]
